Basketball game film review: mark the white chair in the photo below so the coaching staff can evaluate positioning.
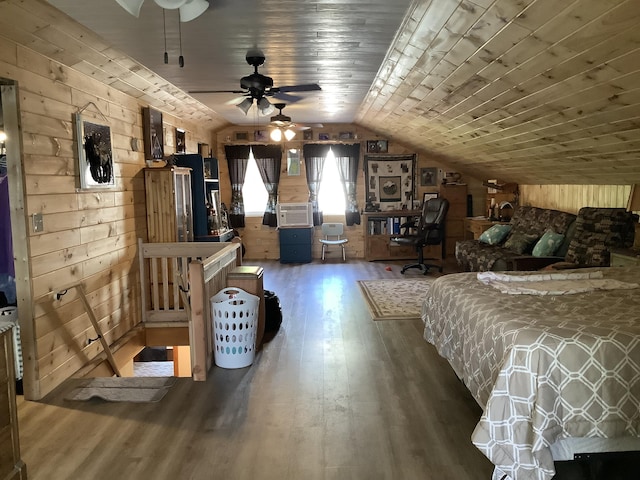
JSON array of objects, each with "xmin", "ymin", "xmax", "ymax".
[{"xmin": 319, "ymin": 223, "xmax": 348, "ymax": 262}]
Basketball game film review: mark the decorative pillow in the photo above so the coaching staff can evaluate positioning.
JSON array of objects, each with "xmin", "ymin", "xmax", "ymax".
[
  {"xmin": 478, "ymin": 224, "xmax": 512, "ymax": 245},
  {"xmin": 532, "ymin": 230, "xmax": 565, "ymax": 257},
  {"xmin": 504, "ymin": 232, "xmax": 539, "ymax": 254}
]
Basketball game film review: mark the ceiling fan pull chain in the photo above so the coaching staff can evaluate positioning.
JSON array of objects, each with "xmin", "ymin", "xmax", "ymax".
[
  {"xmin": 178, "ymin": 17, "xmax": 184, "ymax": 67},
  {"xmin": 163, "ymin": 9, "xmax": 169, "ymax": 64}
]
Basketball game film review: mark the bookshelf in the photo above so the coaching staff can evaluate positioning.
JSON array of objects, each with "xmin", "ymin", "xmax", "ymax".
[{"xmin": 363, "ymin": 210, "xmax": 440, "ymax": 261}]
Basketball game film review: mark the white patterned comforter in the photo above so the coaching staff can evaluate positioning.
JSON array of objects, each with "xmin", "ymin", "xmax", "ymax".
[{"xmin": 422, "ymin": 267, "xmax": 640, "ymax": 480}]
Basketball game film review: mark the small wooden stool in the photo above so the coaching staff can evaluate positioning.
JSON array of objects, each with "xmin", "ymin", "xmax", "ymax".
[{"xmin": 226, "ymin": 266, "xmax": 265, "ymax": 348}]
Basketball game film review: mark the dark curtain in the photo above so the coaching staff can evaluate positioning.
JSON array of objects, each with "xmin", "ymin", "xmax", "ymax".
[
  {"xmin": 252, "ymin": 145, "xmax": 282, "ymax": 227},
  {"xmin": 224, "ymin": 145, "xmax": 251, "ymax": 228},
  {"xmin": 331, "ymin": 143, "xmax": 361, "ymax": 226},
  {"xmin": 303, "ymin": 144, "xmax": 331, "ymax": 225}
]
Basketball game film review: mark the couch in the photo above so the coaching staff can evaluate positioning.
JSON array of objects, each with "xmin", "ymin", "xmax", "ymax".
[{"xmin": 455, "ymin": 206, "xmax": 637, "ymax": 272}]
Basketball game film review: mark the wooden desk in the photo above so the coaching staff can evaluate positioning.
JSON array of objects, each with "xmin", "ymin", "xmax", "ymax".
[{"xmin": 464, "ymin": 217, "xmax": 508, "ymax": 240}]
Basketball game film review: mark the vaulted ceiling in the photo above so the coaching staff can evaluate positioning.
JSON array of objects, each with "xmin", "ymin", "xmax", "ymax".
[{"xmin": 14, "ymin": 1, "xmax": 640, "ymax": 185}]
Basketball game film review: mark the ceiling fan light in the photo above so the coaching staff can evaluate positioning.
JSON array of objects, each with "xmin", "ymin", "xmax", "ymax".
[
  {"xmin": 154, "ymin": 0, "xmax": 188, "ymax": 8},
  {"xmin": 284, "ymin": 129, "xmax": 296, "ymax": 141},
  {"xmin": 237, "ymin": 98, "xmax": 253, "ymax": 115},
  {"xmin": 179, "ymin": 0, "xmax": 209, "ymax": 22},
  {"xmin": 270, "ymin": 129, "xmax": 283, "ymax": 142},
  {"xmin": 115, "ymin": 0, "xmax": 145, "ymax": 17},
  {"xmin": 257, "ymin": 97, "xmax": 274, "ymax": 116}
]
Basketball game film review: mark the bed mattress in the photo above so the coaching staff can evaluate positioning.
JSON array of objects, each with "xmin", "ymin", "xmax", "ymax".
[{"xmin": 422, "ymin": 267, "xmax": 640, "ymax": 480}]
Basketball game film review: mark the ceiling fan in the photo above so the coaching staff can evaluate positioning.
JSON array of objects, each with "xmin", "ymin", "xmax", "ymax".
[
  {"xmin": 268, "ymin": 103, "xmax": 322, "ymax": 141},
  {"xmin": 189, "ymin": 49, "xmax": 321, "ymax": 115}
]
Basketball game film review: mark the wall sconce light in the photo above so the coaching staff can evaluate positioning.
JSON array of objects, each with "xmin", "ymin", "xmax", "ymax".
[{"xmin": 0, "ymin": 130, "xmax": 6, "ymax": 156}]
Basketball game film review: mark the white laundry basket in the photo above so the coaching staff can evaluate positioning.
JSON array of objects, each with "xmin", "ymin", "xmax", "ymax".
[{"xmin": 211, "ymin": 287, "xmax": 260, "ymax": 368}]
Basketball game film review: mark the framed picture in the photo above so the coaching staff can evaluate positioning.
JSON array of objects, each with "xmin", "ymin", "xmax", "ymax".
[
  {"xmin": 303, "ymin": 130, "xmax": 313, "ymax": 140},
  {"xmin": 423, "ymin": 192, "xmax": 439, "ymax": 204},
  {"xmin": 175, "ymin": 128, "xmax": 186, "ymax": 153},
  {"xmin": 203, "ymin": 158, "xmax": 217, "ymax": 180},
  {"xmin": 74, "ymin": 113, "xmax": 115, "ymax": 189},
  {"xmin": 319, "ymin": 132, "xmax": 330, "ymax": 141},
  {"xmin": 420, "ymin": 167, "xmax": 438, "ymax": 186},
  {"xmin": 235, "ymin": 131, "xmax": 249, "ymax": 141},
  {"xmin": 287, "ymin": 149, "xmax": 301, "ymax": 176},
  {"xmin": 364, "ymin": 154, "xmax": 415, "ymax": 210},
  {"xmin": 254, "ymin": 130, "xmax": 268, "ymax": 142},
  {"xmin": 367, "ymin": 139, "xmax": 388, "ymax": 153},
  {"xmin": 142, "ymin": 107, "xmax": 164, "ymax": 160},
  {"xmin": 339, "ymin": 131, "xmax": 354, "ymax": 139},
  {"xmin": 198, "ymin": 143, "xmax": 210, "ymax": 157}
]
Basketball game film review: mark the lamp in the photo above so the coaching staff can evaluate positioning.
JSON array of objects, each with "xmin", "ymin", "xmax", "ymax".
[
  {"xmin": 257, "ymin": 97, "xmax": 275, "ymax": 116},
  {"xmin": 154, "ymin": 0, "xmax": 187, "ymax": 7},
  {"xmin": 236, "ymin": 98, "xmax": 253, "ymax": 115},
  {"xmin": 115, "ymin": 0, "xmax": 145, "ymax": 16},
  {"xmin": 115, "ymin": 0, "xmax": 209, "ymax": 21},
  {"xmin": 179, "ymin": 0, "xmax": 209, "ymax": 22},
  {"xmin": 269, "ymin": 127, "xmax": 296, "ymax": 142},
  {"xmin": 270, "ymin": 129, "xmax": 282, "ymax": 142},
  {"xmin": 627, "ymin": 184, "xmax": 640, "ymax": 250}
]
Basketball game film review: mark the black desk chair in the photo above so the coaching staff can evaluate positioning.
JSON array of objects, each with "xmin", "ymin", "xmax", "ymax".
[{"xmin": 391, "ymin": 197, "xmax": 449, "ymax": 274}]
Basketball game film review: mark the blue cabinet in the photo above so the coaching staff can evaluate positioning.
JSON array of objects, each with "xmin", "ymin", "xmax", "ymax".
[{"xmin": 279, "ymin": 227, "xmax": 313, "ymax": 263}]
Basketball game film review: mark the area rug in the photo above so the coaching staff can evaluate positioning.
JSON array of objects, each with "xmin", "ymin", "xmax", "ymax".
[
  {"xmin": 64, "ymin": 376, "xmax": 176, "ymax": 403},
  {"xmin": 357, "ymin": 278, "xmax": 434, "ymax": 321}
]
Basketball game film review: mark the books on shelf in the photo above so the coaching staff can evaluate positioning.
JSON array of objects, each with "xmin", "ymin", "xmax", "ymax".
[{"xmin": 367, "ymin": 215, "xmax": 414, "ymax": 235}]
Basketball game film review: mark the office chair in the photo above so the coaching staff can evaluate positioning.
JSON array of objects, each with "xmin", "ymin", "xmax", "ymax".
[
  {"xmin": 319, "ymin": 223, "xmax": 348, "ymax": 262},
  {"xmin": 390, "ymin": 197, "xmax": 449, "ymax": 274}
]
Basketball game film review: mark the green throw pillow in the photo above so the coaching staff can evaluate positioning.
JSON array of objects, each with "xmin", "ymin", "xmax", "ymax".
[
  {"xmin": 478, "ymin": 224, "xmax": 512, "ymax": 245},
  {"xmin": 504, "ymin": 232, "xmax": 539, "ymax": 254},
  {"xmin": 532, "ymin": 230, "xmax": 565, "ymax": 257}
]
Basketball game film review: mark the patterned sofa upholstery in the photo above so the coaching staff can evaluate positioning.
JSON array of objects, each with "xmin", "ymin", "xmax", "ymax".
[
  {"xmin": 455, "ymin": 206, "xmax": 577, "ymax": 271},
  {"xmin": 563, "ymin": 207, "xmax": 637, "ymax": 266},
  {"xmin": 456, "ymin": 206, "xmax": 637, "ymax": 272}
]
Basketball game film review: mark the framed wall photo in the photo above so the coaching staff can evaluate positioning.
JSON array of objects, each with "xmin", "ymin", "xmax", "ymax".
[
  {"xmin": 254, "ymin": 130, "xmax": 268, "ymax": 142},
  {"xmin": 235, "ymin": 132, "xmax": 249, "ymax": 141},
  {"xmin": 175, "ymin": 128, "xmax": 186, "ymax": 153},
  {"xmin": 198, "ymin": 143, "xmax": 210, "ymax": 157},
  {"xmin": 74, "ymin": 113, "xmax": 115, "ymax": 189},
  {"xmin": 420, "ymin": 167, "xmax": 438, "ymax": 186},
  {"xmin": 142, "ymin": 107, "xmax": 164, "ymax": 160},
  {"xmin": 367, "ymin": 139, "xmax": 388, "ymax": 153},
  {"xmin": 303, "ymin": 130, "xmax": 313, "ymax": 140},
  {"xmin": 318, "ymin": 132, "xmax": 330, "ymax": 141}
]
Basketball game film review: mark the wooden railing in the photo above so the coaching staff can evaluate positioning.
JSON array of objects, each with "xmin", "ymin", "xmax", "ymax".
[{"xmin": 138, "ymin": 239, "xmax": 241, "ymax": 380}]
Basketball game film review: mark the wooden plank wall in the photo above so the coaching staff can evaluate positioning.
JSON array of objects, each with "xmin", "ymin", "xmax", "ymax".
[
  {"xmin": 0, "ymin": 38, "xmax": 217, "ymax": 399},
  {"xmin": 215, "ymin": 124, "xmax": 484, "ymax": 260},
  {"xmin": 520, "ymin": 184, "xmax": 633, "ymax": 214}
]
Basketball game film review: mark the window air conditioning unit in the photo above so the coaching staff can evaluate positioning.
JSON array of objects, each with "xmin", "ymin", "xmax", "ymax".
[{"xmin": 276, "ymin": 203, "xmax": 313, "ymax": 228}]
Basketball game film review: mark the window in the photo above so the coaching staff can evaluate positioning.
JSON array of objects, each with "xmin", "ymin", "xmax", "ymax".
[
  {"xmin": 241, "ymin": 149, "xmax": 268, "ymax": 215},
  {"xmin": 318, "ymin": 148, "xmax": 346, "ymax": 215}
]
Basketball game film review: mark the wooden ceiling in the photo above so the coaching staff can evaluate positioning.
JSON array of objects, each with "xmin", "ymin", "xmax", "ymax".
[{"xmin": 5, "ymin": 0, "xmax": 640, "ymax": 185}]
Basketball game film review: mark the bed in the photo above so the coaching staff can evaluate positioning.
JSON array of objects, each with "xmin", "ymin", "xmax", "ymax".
[{"xmin": 421, "ymin": 267, "xmax": 640, "ymax": 480}]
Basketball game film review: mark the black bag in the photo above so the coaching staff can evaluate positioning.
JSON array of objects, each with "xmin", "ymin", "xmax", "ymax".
[{"xmin": 264, "ymin": 290, "xmax": 282, "ymax": 333}]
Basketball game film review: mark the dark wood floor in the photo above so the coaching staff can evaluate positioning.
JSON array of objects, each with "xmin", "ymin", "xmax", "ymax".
[{"xmin": 17, "ymin": 258, "xmax": 495, "ymax": 479}]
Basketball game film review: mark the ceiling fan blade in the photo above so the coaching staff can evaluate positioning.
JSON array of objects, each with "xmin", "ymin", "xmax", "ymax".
[
  {"xmin": 188, "ymin": 89, "xmax": 247, "ymax": 94},
  {"xmin": 274, "ymin": 83, "xmax": 321, "ymax": 93},
  {"xmin": 224, "ymin": 95, "xmax": 250, "ymax": 106},
  {"xmin": 271, "ymin": 92, "xmax": 302, "ymax": 103}
]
